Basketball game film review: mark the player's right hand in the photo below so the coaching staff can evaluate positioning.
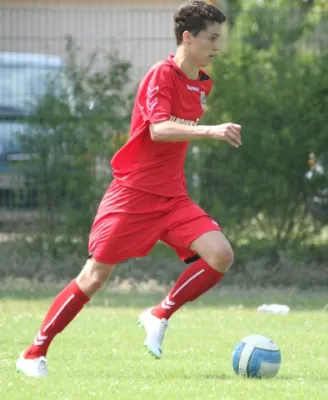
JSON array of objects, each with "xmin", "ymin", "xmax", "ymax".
[{"xmin": 209, "ymin": 123, "xmax": 242, "ymax": 148}]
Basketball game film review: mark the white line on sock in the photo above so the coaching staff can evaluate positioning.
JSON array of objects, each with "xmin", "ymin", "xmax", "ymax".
[
  {"xmin": 172, "ymin": 269, "xmax": 205, "ymax": 298},
  {"xmin": 43, "ymin": 294, "xmax": 75, "ymax": 332}
]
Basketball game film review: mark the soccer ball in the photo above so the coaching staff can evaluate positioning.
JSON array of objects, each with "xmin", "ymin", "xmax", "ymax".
[{"xmin": 232, "ymin": 334, "xmax": 281, "ymax": 378}]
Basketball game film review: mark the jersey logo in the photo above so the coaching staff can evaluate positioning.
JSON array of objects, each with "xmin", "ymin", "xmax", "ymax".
[
  {"xmin": 147, "ymin": 86, "xmax": 159, "ymax": 111},
  {"xmin": 170, "ymin": 115, "xmax": 199, "ymax": 126},
  {"xmin": 200, "ymin": 91, "xmax": 206, "ymax": 110},
  {"xmin": 147, "ymin": 86, "xmax": 159, "ymax": 97},
  {"xmin": 186, "ymin": 84, "xmax": 200, "ymax": 92}
]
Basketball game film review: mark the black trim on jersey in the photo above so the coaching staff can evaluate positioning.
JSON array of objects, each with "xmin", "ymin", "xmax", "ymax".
[{"xmin": 199, "ymin": 71, "xmax": 211, "ymax": 81}]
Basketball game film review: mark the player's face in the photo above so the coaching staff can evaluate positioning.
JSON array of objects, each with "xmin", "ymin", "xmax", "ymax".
[{"xmin": 188, "ymin": 22, "xmax": 222, "ymax": 68}]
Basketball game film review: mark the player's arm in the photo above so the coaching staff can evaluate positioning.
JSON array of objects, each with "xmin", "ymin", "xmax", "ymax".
[
  {"xmin": 150, "ymin": 121, "xmax": 242, "ymax": 148},
  {"xmin": 142, "ymin": 64, "xmax": 242, "ymax": 147}
]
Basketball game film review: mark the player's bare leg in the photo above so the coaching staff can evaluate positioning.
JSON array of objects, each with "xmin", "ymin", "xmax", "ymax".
[
  {"xmin": 189, "ymin": 231, "xmax": 234, "ymax": 273},
  {"xmin": 16, "ymin": 258, "xmax": 116, "ymax": 377},
  {"xmin": 76, "ymin": 258, "xmax": 117, "ymax": 298},
  {"xmin": 140, "ymin": 231, "xmax": 233, "ymax": 359}
]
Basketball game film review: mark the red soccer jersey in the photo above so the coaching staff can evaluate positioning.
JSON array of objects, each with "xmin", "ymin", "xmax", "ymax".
[{"xmin": 110, "ymin": 55, "xmax": 213, "ymax": 197}]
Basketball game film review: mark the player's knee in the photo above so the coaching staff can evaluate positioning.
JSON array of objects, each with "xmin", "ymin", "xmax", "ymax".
[
  {"xmin": 207, "ymin": 244, "xmax": 234, "ymax": 273},
  {"xmin": 76, "ymin": 258, "xmax": 116, "ymax": 297}
]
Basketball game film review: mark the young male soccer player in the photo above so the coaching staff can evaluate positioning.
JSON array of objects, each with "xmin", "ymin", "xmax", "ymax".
[{"xmin": 16, "ymin": 0, "xmax": 242, "ymax": 377}]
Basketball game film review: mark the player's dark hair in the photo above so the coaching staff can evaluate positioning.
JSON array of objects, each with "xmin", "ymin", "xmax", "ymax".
[{"xmin": 174, "ymin": 1, "xmax": 226, "ymax": 45}]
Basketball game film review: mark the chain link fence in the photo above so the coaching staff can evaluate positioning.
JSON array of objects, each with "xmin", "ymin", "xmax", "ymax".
[{"xmin": 0, "ymin": 4, "xmax": 178, "ymax": 82}]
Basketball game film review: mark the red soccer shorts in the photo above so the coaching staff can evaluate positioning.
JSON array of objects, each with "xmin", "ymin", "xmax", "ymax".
[{"xmin": 88, "ymin": 180, "xmax": 221, "ymax": 265}]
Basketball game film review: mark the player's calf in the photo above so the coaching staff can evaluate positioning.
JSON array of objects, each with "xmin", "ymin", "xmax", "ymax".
[
  {"xmin": 147, "ymin": 231, "xmax": 233, "ymax": 341},
  {"xmin": 16, "ymin": 258, "xmax": 116, "ymax": 376}
]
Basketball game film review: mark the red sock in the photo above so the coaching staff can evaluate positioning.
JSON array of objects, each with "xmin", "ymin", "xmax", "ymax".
[
  {"xmin": 152, "ymin": 258, "xmax": 224, "ymax": 320},
  {"xmin": 24, "ymin": 279, "xmax": 89, "ymax": 359}
]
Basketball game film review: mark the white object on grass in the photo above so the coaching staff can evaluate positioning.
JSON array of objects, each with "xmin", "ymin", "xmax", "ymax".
[{"xmin": 257, "ymin": 304, "xmax": 290, "ymax": 315}]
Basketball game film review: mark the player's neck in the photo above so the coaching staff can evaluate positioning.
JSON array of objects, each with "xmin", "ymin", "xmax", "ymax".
[{"xmin": 173, "ymin": 49, "xmax": 200, "ymax": 81}]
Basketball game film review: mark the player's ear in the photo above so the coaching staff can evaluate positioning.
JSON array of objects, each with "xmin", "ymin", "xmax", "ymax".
[{"xmin": 182, "ymin": 30, "xmax": 193, "ymax": 44}]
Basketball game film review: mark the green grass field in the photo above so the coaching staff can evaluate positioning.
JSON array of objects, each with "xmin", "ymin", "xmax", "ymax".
[{"xmin": 1, "ymin": 288, "xmax": 328, "ymax": 399}]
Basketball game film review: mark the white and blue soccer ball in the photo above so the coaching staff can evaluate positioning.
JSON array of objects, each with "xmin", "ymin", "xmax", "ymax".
[{"xmin": 232, "ymin": 334, "xmax": 281, "ymax": 378}]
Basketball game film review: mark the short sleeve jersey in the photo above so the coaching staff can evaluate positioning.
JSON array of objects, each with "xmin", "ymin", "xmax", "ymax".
[{"xmin": 110, "ymin": 55, "xmax": 213, "ymax": 197}]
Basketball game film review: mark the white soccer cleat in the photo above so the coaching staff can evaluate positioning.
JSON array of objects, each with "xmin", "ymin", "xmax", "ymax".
[
  {"xmin": 137, "ymin": 308, "xmax": 168, "ymax": 359},
  {"xmin": 16, "ymin": 351, "xmax": 49, "ymax": 377}
]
